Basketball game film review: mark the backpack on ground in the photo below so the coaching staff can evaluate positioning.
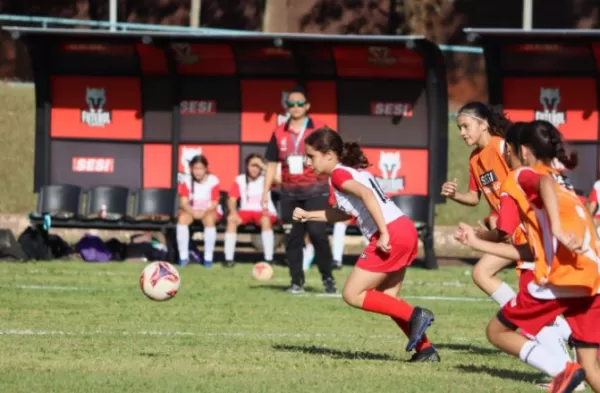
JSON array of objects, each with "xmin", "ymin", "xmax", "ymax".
[
  {"xmin": 18, "ymin": 226, "xmax": 53, "ymax": 260},
  {"xmin": 0, "ymin": 229, "xmax": 28, "ymax": 261}
]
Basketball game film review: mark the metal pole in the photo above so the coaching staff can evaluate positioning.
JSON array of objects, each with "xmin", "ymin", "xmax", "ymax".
[
  {"xmin": 522, "ymin": 0, "xmax": 533, "ymax": 30},
  {"xmin": 190, "ymin": 0, "xmax": 201, "ymax": 27},
  {"xmin": 109, "ymin": 0, "xmax": 117, "ymax": 31}
]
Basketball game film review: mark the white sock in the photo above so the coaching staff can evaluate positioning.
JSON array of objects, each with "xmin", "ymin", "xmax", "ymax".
[
  {"xmin": 224, "ymin": 232, "xmax": 237, "ymax": 262},
  {"xmin": 553, "ymin": 316, "xmax": 573, "ymax": 342},
  {"xmin": 332, "ymin": 222, "xmax": 347, "ymax": 263},
  {"xmin": 490, "ymin": 282, "xmax": 517, "ymax": 307},
  {"xmin": 519, "ymin": 340, "xmax": 567, "ymax": 377},
  {"xmin": 303, "ymin": 243, "xmax": 315, "ymax": 270},
  {"xmin": 362, "ymin": 236, "xmax": 369, "ymax": 246},
  {"xmin": 203, "ymin": 227, "xmax": 217, "ymax": 262},
  {"xmin": 535, "ymin": 324, "xmax": 572, "ymax": 365},
  {"xmin": 176, "ymin": 224, "xmax": 189, "ymax": 261},
  {"xmin": 261, "ymin": 230, "xmax": 274, "ymax": 262}
]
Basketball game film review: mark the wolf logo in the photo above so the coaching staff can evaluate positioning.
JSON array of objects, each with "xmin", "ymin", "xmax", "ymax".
[
  {"xmin": 367, "ymin": 46, "xmax": 397, "ymax": 66},
  {"xmin": 81, "ymin": 88, "xmax": 111, "ymax": 127},
  {"xmin": 376, "ymin": 151, "xmax": 405, "ymax": 193},
  {"xmin": 277, "ymin": 91, "xmax": 291, "ymax": 126},
  {"xmin": 534, "ymin": 88, "xmax": 566, "ymax": 127}
]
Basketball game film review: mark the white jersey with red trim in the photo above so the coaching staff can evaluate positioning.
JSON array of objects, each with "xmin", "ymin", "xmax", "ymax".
[
  {"xmin": 230, "ymin": 174, "xmax": 277, "ymax": 215},
  {"xmin": 330, "ymin": 164, "xmax": 404, "ymax": 239},
  {"xmin": 178, "ymin": 173, "xmax": 223, "ymax": 215}
]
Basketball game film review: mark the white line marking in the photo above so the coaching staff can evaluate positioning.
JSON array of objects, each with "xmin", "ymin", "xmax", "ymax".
[
  {"xmin": 11, "ymin": 284, "xmax": 93, "ymax": 291},
  {"xmin": 310, "ymin": 293, "xmax": 490, "ymax": 302},
  {"xmin": 272, "ymin": 279, "xmax": 468, "ymax": 288}
]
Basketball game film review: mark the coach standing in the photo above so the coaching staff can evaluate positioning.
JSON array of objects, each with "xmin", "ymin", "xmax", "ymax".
[{"xmin": 262, "ymin": 86, "xmax": 337, "ymax": 294}]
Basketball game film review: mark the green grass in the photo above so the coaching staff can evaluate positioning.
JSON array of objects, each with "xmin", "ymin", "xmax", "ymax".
[
  {"xmin": 0, "ymin": 84, "xmax": 488, "ymax": 224},
  {"xmin": 0, "ymin": 261, "xmax": 559, "ymax": 393}
]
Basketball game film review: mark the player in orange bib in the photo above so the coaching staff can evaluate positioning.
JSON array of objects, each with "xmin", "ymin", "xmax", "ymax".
[{"xmin": 457, "ymin": 121, "xmax": 600, "ymax": 393}]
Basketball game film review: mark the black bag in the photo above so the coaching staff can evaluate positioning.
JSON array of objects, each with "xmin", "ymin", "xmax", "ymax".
[
  {"xmin": 0, "ymin": 229, "xmax": 28, "ymax": 261},
  {"xmin": 47, "ymin": 234, "xmax": 72, "ymax": 259},
  {"xmin": 18, "ymin": 226, "xmax": 52, "ymax": 260}
]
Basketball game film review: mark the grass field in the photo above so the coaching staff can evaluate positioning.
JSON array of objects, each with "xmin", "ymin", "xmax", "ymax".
[
  {"xmin": 0, "ymin": 261, "xmax": 563, "ymax": 393},
  {"xmin": 0, "ymin": 85, "xmax": 489, "ymax": 225}
]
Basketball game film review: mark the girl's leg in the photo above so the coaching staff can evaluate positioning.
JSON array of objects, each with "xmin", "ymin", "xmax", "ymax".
[
  {"xmin": 575, "ymin": 346, "xmax": 600, "ymax": 391},
  {"xmin": 202, "ymin": 212, "xmax": 218, "ymax": 267},
  {"xmin": 343, "ymin": 266, "xmax": 434, "ymax": 351},
  {"xmin": 377, "ymin": 269, "xmax": 438, "ymax": 360},
  {"xmin": 472, "ymin": 253, "xmax": 516, "ymax": 304},
  {"xmin": 332, "ymin": 220, "xmax": 349, "ymax": 269},
  {"xmin": 224, "ymin": 214, "xmax": 240, "ymax": 267},
  {"xmin": 260, "ymin": 215, "xmax": 275, "ymax": 264},
  {"xmin": 176, "ymin": 212, "xmax": 193, "ymax": 266}
]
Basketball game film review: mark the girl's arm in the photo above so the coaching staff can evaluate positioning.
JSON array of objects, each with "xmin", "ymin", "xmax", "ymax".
[
  {"xmin": 457, "ymin": 223, "xmax": 533, "ymax": 261},
  {"xmin": 452, "ymin": 190, "xmax": 481, "ymax": 206},
  {"xmin": 305, "ymin": 208, "xmax": 352, "ymax": 223},
  {"xmin": 337, "ymin": 179, "xmax": 387, "ymax": 234},
  {"xmin": 179, "ymin": 196, "xmax": 196, "ymax": 216}
]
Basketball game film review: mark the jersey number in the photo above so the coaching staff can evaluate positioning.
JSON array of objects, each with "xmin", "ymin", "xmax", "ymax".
[{"xmin": 369, "ymin": 179, "xmax": 389, "ymax": 202}]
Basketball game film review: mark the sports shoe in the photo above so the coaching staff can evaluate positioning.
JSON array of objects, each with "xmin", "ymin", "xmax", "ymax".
[
  {"xmin": 333, "ymin": 260, "xmax": 343, "ymax": 270},
  {"xmin": 203, "ymin": 260, "xmax": 213, "ymax": 268},
  {"xmin": 223, "ymin": 260, "xmax": 235, "ymax": 268},
  {"xmin": 406, "ymin": 307, "xmax": 435, "ymax": 352},
  {"xmin": 323, "ymin": 277, "xmax": 337, "ymax": 294},
  {"xmin": 178, "ymin": 259, "xmax": 189, "ymax": 267},
  {"xmin": 538, "ymin": 381, "xmax": 586, "ymax": 392},
  {"xmin": 546, "ymin": 362, "xmax": 586, "ymax": 393},
  {"xmin": 408, "ymin": 346, "xmax": 440, "ymax": 362},
  {"xmin": 286, "ymin": 284, "xmax": 305, "ymax": 294}
]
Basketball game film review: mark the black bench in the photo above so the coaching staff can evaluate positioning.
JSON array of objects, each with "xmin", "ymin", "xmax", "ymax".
[{"xmin": 29, "ymin": 184, "xmax": 436, "ymax": 268}]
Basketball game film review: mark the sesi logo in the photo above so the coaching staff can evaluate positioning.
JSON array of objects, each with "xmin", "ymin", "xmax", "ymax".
[
  {"xmin": 72, "ymin": 157, "xmax": 115, "ymax": 173},
  {"xmin": 180, "ymin": 100, "xmax": 217, "ymax": 115},
  {"xmin": 371, "ymin": 102, "xmax": 413, "ymax": 117}
]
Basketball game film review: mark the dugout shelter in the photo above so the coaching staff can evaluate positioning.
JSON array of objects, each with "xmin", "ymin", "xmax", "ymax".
[
  {"xmin": 464, "ymin": 28, "xmax": 600, "ymax": 195},
  {"xmin": 4, "ymin": 26, "xmax": 448, "ymax": 268}
]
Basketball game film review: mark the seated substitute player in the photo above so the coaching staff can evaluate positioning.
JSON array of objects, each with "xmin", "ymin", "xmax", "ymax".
[
  {"xmin": 293, "ymin": 127, "xmax": 439, "ymax": 362},
  {"xmin": 456, "ymin": 120, "xmax": 600, "ymax": 393},
  {"xmin": 223, "ymin": 154, "xmax": 278, "ymax": 267},
  {"xmin": 177, "ymin": 155, "xmax": 222, "ymax": 268}
]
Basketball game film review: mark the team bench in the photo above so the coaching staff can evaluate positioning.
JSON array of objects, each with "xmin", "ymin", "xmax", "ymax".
[{"xmin": 28, "ymin": 185, "xmax": 437, "ymax": 268}]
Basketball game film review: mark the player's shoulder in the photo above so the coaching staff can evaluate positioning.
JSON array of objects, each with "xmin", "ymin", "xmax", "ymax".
[
  {"xmin": 206, "ymin": 173, "xmax": 220, "ymax": 185},
  {"xmin": 593, "ymin": 180, "xmax": 600, "ymax": 190},
  {"xmin": 234, "ymin": 174, "xmax": 246, "ymax": 183}
]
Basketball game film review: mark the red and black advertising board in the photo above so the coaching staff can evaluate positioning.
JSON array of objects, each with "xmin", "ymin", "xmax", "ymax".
[
  {"xmin": 6, "ymin": 28, "xmax": 448, "ymax": 207},
  {"xmin": 465, "ymin": 29, "xmax": 600, "ymax": 194}
]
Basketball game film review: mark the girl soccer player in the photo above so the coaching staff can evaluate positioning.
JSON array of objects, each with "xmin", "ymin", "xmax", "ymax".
[
  {"xmin": 456, "ymin": 121, "xmax": 600, "ymax": 393},
  {"xmin": 224, "ymin": 154, "xmax": 278, "ymax": 267},
  {"xmin": 177, "ymin": 155, "xmax": 222, "ymax": 268},
  {"xmin": 443, "ymin": 102, "xmax": 572, "ymax": 359},
  {"xmin": 293, "ymin": 127, "xmax": 439, "ymax": 362}
]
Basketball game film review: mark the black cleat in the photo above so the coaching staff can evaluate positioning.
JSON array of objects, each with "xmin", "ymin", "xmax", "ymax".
[
  {"xmin": 323, "ymin": 277, "xmax": 338, "ymax": 294},
  {"xmin": 406, "ymin": 307, "xmax": 435, "ymax": 352},
  {"xmin": 223, "ymin": 261, "xmax": 235, "ymax": 268},
  {"xmin": 285, "ymin": 284, "xmax": 305, "ymax": 294},
  {"xmin": 408, "ymin": 346, "xmax": 440, "ymax": 362},
  {"xmin": 332, "ymin": 260, "xmax": 343, "ymax": 270}
]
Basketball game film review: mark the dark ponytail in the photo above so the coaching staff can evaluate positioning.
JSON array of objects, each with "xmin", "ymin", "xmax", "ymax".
[
  {"xmin": 520, "ymin": 120, "xmax": 578, "ymax": 170},
  {"xmin": 458, "ymin": 101, "xmax": 512, "ymax": 137},
  {"xmin": 304, "ymin": 127, "xmax": 370, "ymax": 169},
  {"xmin": 341, "ymin": 142, "xmax": 370, "ymax": 169}
]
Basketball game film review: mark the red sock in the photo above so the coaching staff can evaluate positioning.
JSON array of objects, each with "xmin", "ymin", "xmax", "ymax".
[
  {"xmin": 361, "ymin": 289, "xmax": 414, "ymax": 322},
  {"xmin": 392, "ymin": 317, "xmax": 432, "ymax": 352}
]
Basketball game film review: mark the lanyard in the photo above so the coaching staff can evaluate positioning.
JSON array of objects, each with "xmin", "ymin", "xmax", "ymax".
[{"xmin": 289, "ymin": 118, "xmax": 309, "ymax": 154}]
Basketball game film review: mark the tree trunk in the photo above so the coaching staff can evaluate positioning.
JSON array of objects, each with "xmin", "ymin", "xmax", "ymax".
[{"xmin": 262, "ymin": 0, "xmax": 288, "ymax": 32}]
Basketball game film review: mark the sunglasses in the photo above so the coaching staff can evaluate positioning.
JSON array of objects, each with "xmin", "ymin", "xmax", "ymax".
[{"xmin": 287, "ymin": 100, "xmax": 306, "ymax": 108}]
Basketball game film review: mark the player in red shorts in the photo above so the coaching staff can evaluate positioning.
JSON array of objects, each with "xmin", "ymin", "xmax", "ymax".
[
  {"xmin": 177, "ymin": 155, "xmax": 223, "ymax": 268},
  {"xmin": 456, "ymin": 121, "xmax": 600, "ymax": 393},
  {"xmin": 223, "ymin": 154, "xmax": 278, "ymax": 267},
  {"xmin": 293, "ymin": 127, "xmax": 439, "ymax": 362}
]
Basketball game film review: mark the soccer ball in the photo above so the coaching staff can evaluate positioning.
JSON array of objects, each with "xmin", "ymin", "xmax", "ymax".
[
  {"xmin": 252, "ymin": 262, "xmax": 274, "ymax": 281},
  {"xmin": 140, "ymin": 262, "xmax": 181, "ymax": 301}
]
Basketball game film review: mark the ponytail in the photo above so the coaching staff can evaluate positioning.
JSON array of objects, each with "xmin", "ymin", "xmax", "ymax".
[
  {"xmin": 521, "ymin": 120, "xmax": 578, "ymax": 170},
  {"xmin": 548, "ymin": 127, "xmax": 578, "ymax": 170},
  {"xmin": 340, "ymin": 142, "xmax": 369, "ymax": 169}
]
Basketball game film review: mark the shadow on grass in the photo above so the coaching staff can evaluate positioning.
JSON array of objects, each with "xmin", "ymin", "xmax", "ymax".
[
  {"xmin": 272, "ymin": 344, "xmax": 398, "ymax": 361},
  {"xmin": 456, "ymin": 364, "xmax": 544, "ymax": 384},
  {"xmin": 436, "ymin": 343, "xmax": 500, "ymax": 356},
  {"xmin": 248, "ymin": 283, "xmax": 321, "ymax": 293}
]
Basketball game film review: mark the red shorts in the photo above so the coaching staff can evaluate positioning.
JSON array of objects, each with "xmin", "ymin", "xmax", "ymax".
[
  {"xmin": 356, "ymin": 216, "xmax": 418, "ymax": 273},
  {"xmin": 238, "ymin": 210, "xmax": 277, "ymax": 226},
  {"xmin": 499, "ymin": 270, "xmax": 600, "ymax": 345}
]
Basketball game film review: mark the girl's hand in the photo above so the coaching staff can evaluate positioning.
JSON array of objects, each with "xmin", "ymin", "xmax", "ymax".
[
  {"xmin": 555, "ymin": 230, "xmax": 585, "ymax": 254},
  {"xmin": 292, "ymin": 208, "xmax": 309, "ymax": 222},
  {"xmin": 441, "ymin": 178, "xmax": 458, "ymax": 198},
  {"xmin": 455, "ymin": 222, "xmax": 478, "ymax": 247},
  {"xmin": 376, "ymin": 231, "xmax": 391, "ymax": 253}
]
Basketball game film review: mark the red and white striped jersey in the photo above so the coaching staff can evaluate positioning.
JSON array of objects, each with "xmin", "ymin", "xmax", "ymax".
[{"xmin": 330, "ymin": 164, "xmax": 403, "ymax": 239}]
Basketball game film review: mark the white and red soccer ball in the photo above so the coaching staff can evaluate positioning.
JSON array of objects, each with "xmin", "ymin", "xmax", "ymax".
[
  {"xmin": 252, "ymin": 262, "xmax": 274, "ymax": 281},
  {"xmin": 140, "ymin": 262, "xmax": 181, "ymax": 301}
]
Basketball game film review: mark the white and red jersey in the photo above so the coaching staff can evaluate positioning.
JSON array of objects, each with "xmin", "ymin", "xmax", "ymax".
[
  {"xmin": 330, "ymin": 164, "xmax": 404, "ymax": 239},
  {"xmin": 588, "ymin": 180, "xmax": 600, "ymax": 217},
  {"xmin": 178, "ymin": 174, "xmax": 223, "ymax": 215},
  {"xmin": 229, "ymin": 174, "xmax": 277, "ymax": 215}
]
